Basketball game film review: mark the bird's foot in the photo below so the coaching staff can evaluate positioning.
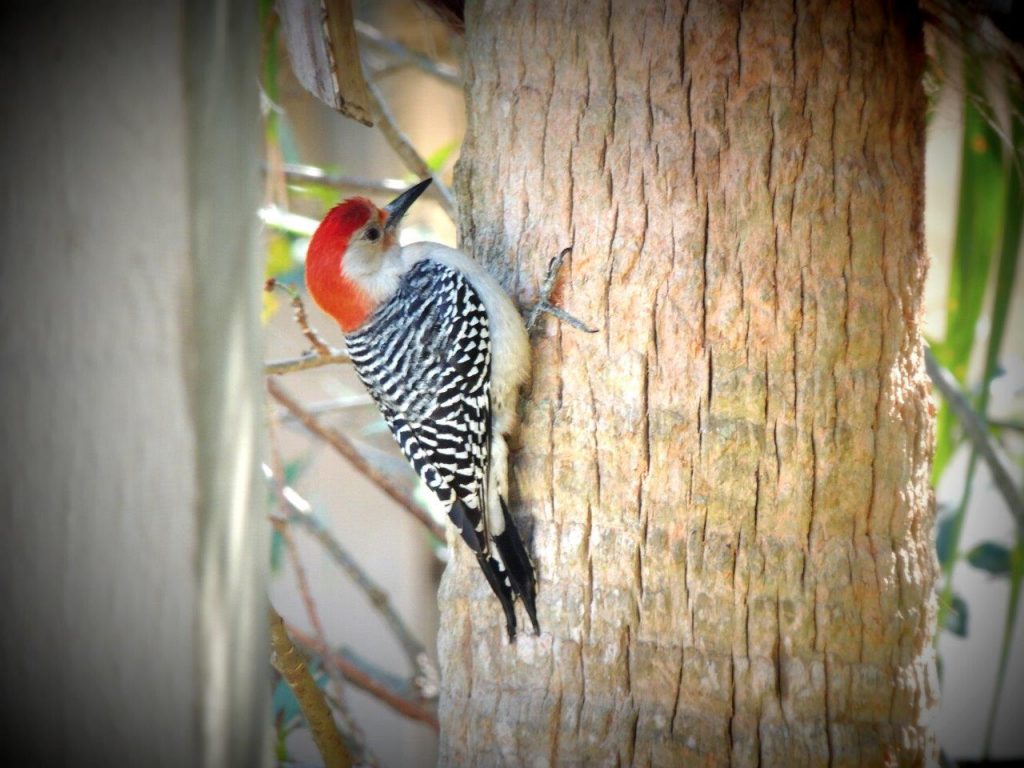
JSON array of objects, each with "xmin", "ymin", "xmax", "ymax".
[{"xmin": 525, "ymin": 247, "xmax": 599, "ymax": 334}]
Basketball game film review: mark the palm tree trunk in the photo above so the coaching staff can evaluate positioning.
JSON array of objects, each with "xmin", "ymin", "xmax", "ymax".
[{"xmin": 441, "ymin": 1, "xmax": 936, "ymax": 765}]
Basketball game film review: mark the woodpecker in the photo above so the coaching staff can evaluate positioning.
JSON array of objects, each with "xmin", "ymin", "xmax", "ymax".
[{"xmin": 305, "ymin": 178, "xmax": 539, "ymax": 640}]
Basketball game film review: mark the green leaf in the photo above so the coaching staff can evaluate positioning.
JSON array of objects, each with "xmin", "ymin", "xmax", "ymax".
[
  {"xmin": 261, "ymin": 289, "xmax": 280, "ymax": 325},
  {"xmin": 288, "ymin": 182, "xmax": 343, "ymax": 209},
  {"xmin": 265, "ymin": 233, "xmax": 294, "ymax": 279},
  {"xmin": 283, "ymin": 455, "xmax": 312, "ymax": 487},
  {"xmin": 931, "ymin": 57, "xmax": 1016, "ymax": 643},
  {"xmin": 933, "ymin": 61, "xmax": 1005, "ymax": 381},
  {"xmin": 271, "ymin": 663, "xmax": 330, "ymax": 726},
  {"xmin": 980, "ymin": 85, "xmax": 1024, "ymax": 417},
  {"xmin": 276, "ymin": 112, "xmax": 302, "ymax": 165},
  {"xmin": 979, "ymin": 92, "xmax": 1024, "ymax": 755},
  {"xmin": 983, "ymin": 536, "xmax": 1024, "ymax": 756},
  {"xmin": 936, "ymin": 513, "xmax": 959, "ymax": 569},
  {"xmin": 270, "ymin": 527, "xmax": 285, "ymax": 574},
  {"xmin": 933, "ymin": 74, "xmax": 1024, "ymax": 646},
  {"xmin": 943, "ymin": 593, "xmax": 969, "ymax": 637},
  {"xmin": 425, "ymin": 139, "xmax": 459, "ymax": 173},
  {"xmin": 272, "ymin": 674, "xmax": 302, "ymax": 726},
  {"xmin": 260, "ymin": 0, "xmax": 281, "ymax": 147},
  {"xmin": 931, "ymin": 58, "xmax": 1007, "ymax": 484},
  {"xmin": 966, "ymin": 541, "xmax": 1012, "ymax": 577}
]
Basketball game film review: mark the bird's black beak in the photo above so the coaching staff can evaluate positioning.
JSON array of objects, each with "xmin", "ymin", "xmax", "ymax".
[{"xmin": 383, "ymin": 178, "xmax": 432, "ymax": 233}]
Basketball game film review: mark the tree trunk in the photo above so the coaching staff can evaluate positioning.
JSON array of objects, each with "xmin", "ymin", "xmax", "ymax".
[{"xmin": 440, "ymin": 1, "xmax": 936, "ymax": 765}]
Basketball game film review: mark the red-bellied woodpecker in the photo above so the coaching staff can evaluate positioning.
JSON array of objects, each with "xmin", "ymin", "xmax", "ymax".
[{"xmin": 305, "ymin": 178, "xmax": 539, "ymax": 640}]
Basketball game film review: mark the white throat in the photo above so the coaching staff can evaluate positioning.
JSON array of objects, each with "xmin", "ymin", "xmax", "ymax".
[{"xmin": 342, "ymin": 242, "xmax": 405, "ymax": 303}]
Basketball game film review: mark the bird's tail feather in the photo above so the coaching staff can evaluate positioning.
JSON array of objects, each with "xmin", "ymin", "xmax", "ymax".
[
  {"xmin": 492, "ymin": 497, "xmax": 540, "ymax": 635},
  {"xmin": 474, "ymin": 551, "xmax": 518, "ymax": 640},
  {"xmin": 450, "ymin": 499, "xmax": 519, "ymax": 640}
]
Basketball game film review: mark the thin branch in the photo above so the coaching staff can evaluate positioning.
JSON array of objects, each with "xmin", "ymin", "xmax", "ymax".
[
  {"xmin": 265, "ymin": 464, "xmax": 433, "ymax": 681},
  {"xmin": 367, "ymin": 62, "xmax": 416, "ymax": 82},
  {"xmin": 926, "ymin": 347, "xmax": 1024, "ymax": 531},
  {"xmin": 991, "ymin": 418, "xmax": 1024, "ymax": 434},
  {"xmin": 363, "ymin": 78, "xmax": 458, "ymax": 220},
  {"xmin": 328, "ymin": 645, "xmax": 425, "ymax": 701},
  {"xmin": 271, "ymin": 518, "xmax": 369, "ymax": 763},
  {"xmin": 288, "ymin": 623, "xmax": 440, "ymax": 731},
  {"xmin": 265, "ymin": 352, "xmax": 351, "ymax": 376},
  {"xmin": 267, "ymin": 377, "xmax": 447, "ymax": 541},
  {"xmin": 277, "ymin": 163, "xmax": 455, "ymax": 210},
  {"xmin": 269, "ymin": 607, "xmax": 353, "ymax": 768},
  {"xmin": 284, "ymin": 505, "xmax": 430, "ymax": 672},
  {"xmin": 259, "ymin": 204, "xmax": 318, "ymax": 236},
  {"xmin": 355, "ymin": 20, "xmax": 461, "ymax": 87},
  {"xmin": 273, "ymin": 515, "xmax": 369, "ymax": 745},
  {"xmin": 283, "ymin": 394, "xmax": 375, "ymax": 416},
  {"xmin": 267, "ymin": 278, "xmax": 332, "ymax": 357},
  {"xmin": 280, "ymin": 163, "xmax": 409, "ymax": 194},
  {"xmin": 267, "ymin": 418, "xmax": 371, "ymax": 764},
  {"xmin": 264, "ymin": 279, "xmax": 350, "ymax": 375}
]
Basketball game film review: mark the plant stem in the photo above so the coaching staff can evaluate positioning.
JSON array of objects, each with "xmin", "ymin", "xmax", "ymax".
[
  {"xmin": 267, "ymin": 378, "xmax": 446, "ymax": 541},
  {"xmin": 269, "ymin": 607, "xmax": 353, "ymax": 768},
  {"xmin": 982, "ymin": 537, "xmax": 1023, "ymax": 757}
]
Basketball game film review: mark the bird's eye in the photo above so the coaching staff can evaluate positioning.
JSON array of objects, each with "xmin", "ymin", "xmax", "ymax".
[{"xmin": 365, "ymin": 227, "xmax": 381, "ymax": 242}]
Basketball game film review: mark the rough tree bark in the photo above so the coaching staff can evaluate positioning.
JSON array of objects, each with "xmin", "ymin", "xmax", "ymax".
[{"xmin": 438, "ymin": 0, "xmax": 936, "ymax": 766}]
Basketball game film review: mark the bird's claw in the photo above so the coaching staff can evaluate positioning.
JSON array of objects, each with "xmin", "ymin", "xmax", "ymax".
[{"xmin": 526, "ymin": 247, "xmax": 599, "ymax": 334}]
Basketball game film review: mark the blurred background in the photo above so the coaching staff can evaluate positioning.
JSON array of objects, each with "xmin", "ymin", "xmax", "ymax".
[
  {"xmin": 260, "ymin": 2, "xmax": 1023, "ymax": 766},
  {"xmin": 922, "ymin": 36, "xmax": 1024, "ymax": 764},
  {"xmin": 0, "ymin": 1, "xmax": 1016, "ymax": 765},
  {"xmin": 261, "ymin": 2, "xmax": 459, "ymax": 765}
]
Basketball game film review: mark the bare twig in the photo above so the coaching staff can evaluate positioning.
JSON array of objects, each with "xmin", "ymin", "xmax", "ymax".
[
  {"xmin": 280, "ymin": 163, "xmax": 409, "ymax": 195},
  {"xmin": 267, "ymin": 418, "xmax": 371, "ymax": 763},
  {"xmin": 288, "ymin": 624, "xmax": 440, "ymax": 731},
  {"xmin": 272, "ymin": 517, "xmax": 367, "ymax": 757},
  {"xmin": 526, "ymin": 248, "xmax": 599, "ymax": 334},
  {"xmin": 363, "ymin": 79, "xmax": 457, "ymax": 220},
  {"xmin": 265, "ymin": 352, "xmax": 351, "ymax": 376},
  {"xmin": 355, "ymin": 20, "xmax": 461, "ymax": 87},
  {"xmin": 991, "ymin": 418, "xmax": 1024, "ymax": 434},
  {"xmin": 267, "ymin": 278, "xmax": 332, "ymax": 357},
  {"xmin": 264, "ymin": 460, "xmax": 432, "ymax": 682},
  {"xmin": 259, "ymin": 204, "xmax": 318, "ymax": 236},
  {"xmin": 283, "ymin": 497, "xmax": 430, "ymax": 674},
  {"xmin": 926, "ymin": 347, "xmax": 1024, "ymax": 531},
  {"xmin": 366, "ymin": 62, "xmax": 416, "ymax": 81},
  {"xmin": 271, "ymin": 519, "xmax": 332, "ymax": 674},
  {"xmin": 282, "ymin": 394, "xmax": 374, "ymax": 416},
  {"xmin": 278, "ymin": 163, "xmax": 458, "ymax": 212},
  {"xmin": 268, "ymin": 378, "xmax": 446, "ymax": 541},
  {"xmin": 269, "ymin": 607, "xmax": 353, "ymax": 768}
]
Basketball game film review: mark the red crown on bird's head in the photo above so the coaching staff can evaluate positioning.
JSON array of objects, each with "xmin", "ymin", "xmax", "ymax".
[
  {"xmin": 305, "ymin": 197, "xmax": 383, "ymax": 333},
  {"xmin": 304, "ymin": 179, "xmax": 433, "ymax": 333}
]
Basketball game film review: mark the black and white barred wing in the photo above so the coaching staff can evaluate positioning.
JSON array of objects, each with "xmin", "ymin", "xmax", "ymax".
[{"xmin": 346, "ymin": 259, "xmax": 492, "ymax": 542}]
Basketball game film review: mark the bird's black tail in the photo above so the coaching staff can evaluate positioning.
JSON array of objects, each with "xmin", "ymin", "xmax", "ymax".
[
  {"xmin": 492, "ymin": 497, "xmax": 540, "ymax": 635},
  {"xmin": 449, "ymin": 499, "xmax": 519, "ymax": 639},
  {"xmin": 475, "ymin": 551, "xmax": 518, "ymax": 640}
]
